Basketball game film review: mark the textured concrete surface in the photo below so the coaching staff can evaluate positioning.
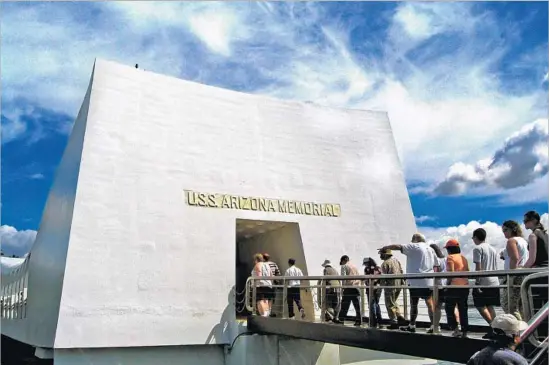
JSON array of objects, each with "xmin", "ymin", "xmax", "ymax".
[{"xmin": 7, "ymin": 59, "xmax": 416, "ymax": 350}]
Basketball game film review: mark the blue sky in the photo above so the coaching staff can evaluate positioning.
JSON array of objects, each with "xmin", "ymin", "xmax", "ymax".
[{"xmin": 1, "ymin": 2, "xmax": 548, "ymax": 256}]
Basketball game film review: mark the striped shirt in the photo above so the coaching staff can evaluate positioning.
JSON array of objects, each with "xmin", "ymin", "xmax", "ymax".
[
  {"xmin": 284, "ymin": 265, "xmax": 303, "ymax": 287},
  {"xmin": 265, "ymin": 261, "xmax": 281, "ymax": 277}
]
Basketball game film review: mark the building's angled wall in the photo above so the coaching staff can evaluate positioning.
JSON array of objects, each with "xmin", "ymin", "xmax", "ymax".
[
  {"xmin": 24, "ymin": 67, "xmax": 95, "ymax": 348},
  {"xmin": 54, "ymin": 345, "xmax": 225, "ymax": 365},
  {"xmin": 54, "ymin": 59, "xmax": 416, "ymax": 349}
]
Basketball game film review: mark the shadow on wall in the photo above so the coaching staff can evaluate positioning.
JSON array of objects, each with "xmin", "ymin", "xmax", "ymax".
[
  {"xmin": 236, "ymin": 222, "xmax": 314, "ymax": 319},
  {"xmin": 206, "ymin": 286, "xmax": 244, "ymax": 345},
  {"xmin": 278, "ymin": 338, "xmax": 325, "ymax": 365},
  {"xmin": 339, "ymin": 346, "xmax": 438, "ymax": 365}
]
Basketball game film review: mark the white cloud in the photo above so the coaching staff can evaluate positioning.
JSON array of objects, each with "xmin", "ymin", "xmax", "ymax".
[
  {"xmin": 30, "ymin": 173, "xmax": 44, "ymax": 180},
  {"xmin": 422, "ymin": 213, "xmax": 549, "ymax": 269},
  {"xmin": 415, "ymin": 215, "xmax": 436, "ymax": 223},
  {"xmin": 0, "ymin": 225, "xmax": 36, "ymax": 257},
  {"xmin": 1, "ymin": 2, "xmax": 547, "ymax": 202},
  {"xmin": 434, "ymin": 118, "xmax": 548, "ymax": 195}
]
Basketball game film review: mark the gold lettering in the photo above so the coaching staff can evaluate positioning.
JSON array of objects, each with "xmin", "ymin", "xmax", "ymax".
[
  {"xmin": 259, "ymin": 198, "xmax": 268, "ymax": 212},
  {"xmin": 184, "ymin": 190, "xmax": 340, "ymax": 217},
  {"xmin": 250, "ymin": 198, "xmax": 259, "ymax": 211},
  {"xmin": 186, "ymin": 191, "xmax": 198, "ymax": 206},
  {"xmin": 313, "ymin": 204, "xmax": 321, "ymax": 216},
  {"xmin": 230, "ymin": 196, "xmax": 239, "ymax": 209},
  {"xmin": 207, "ymin": 194, "xmax": 217, "ymax": 207},
  {"xmin": 278, "ymin": 200, "xmax": 288, "ymax": 213},
  {"xmin": 289, "ymin": 201, "xmax": 296, "ymax": 214},
  {"xmin": 198, "ymin": 193, "xmax": 208, "ymax": 207}
]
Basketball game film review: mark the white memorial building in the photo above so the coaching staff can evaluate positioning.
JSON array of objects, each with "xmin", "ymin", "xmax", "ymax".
[{"xmin": 2, "ymin": 59, "xmax": 419, "ymax": 364}]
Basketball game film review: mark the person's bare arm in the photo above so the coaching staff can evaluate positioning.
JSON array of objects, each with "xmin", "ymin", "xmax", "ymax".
[
  {"xmin": 380, "ymin": 244, "xmax": 403, "ymax": 252},
  {"xmin": 506, "ymin": 238, "xmax": 520, "ymax": 269},
  {"xmin": 253, "ymin": 262, "xmax": 262, "ymax": 275},
  {"xmin": 446, "ymin": 257, "xmax": 455, "ymax": 286},
  {"xmin": 524, "ymin": 233, "xmax": 537, "ymax": 268}
]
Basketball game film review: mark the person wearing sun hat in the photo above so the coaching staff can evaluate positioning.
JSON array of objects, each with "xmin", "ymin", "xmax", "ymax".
[
  {"xmin": 320, "ymin": 260, "xmax": 341, "ymax": 323},
  {"xmin": 467, "ymin": 313, "xmax": 528, "ymax": 365}
]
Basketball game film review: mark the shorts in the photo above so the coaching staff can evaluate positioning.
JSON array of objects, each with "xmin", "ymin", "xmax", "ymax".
[
  {"xmin": 409, "ymin": 288, "xmax": 433, "ymax": 300},
  {"xmin": 473, "ymin": 287, "xmax": 500, "ymax": 307},
  {"xmin": 256, "ymin": 286, "xmax": 274, "ymax": 301}
]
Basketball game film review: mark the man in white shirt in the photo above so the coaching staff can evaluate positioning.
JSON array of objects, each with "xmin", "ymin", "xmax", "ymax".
[
  {"xmin": 471, "ymin": 228, "xmax": 501, "ymax": 338},
  {"xmin": 284, "ymin": 258, "xmax": 305, "ymax": 319},
  {"xmin": 379, "ymin": 233, "xmax": 436, "ymax": 333}
]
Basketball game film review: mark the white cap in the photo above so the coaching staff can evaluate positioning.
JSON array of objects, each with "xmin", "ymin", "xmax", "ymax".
[
  {"xmin": 491, "ymin": 314, "xmax": 528, "ymax": 336},
  {"xmin": 321, "ymin": 259, "xmax": 332, "ymax": 267}
]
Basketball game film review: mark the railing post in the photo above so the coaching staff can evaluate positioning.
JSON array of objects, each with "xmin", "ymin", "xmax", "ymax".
[
  {"xmin": 507, "ymin": 274, "xmax": 512, "ymax": 318},
  {"xmin": 320, "ymin": 279, "xmax": 327, "ymax": 323},
  {"xmin": 432, "ymin": 281, "xmax": 439, "ymax": 329},
  {"xmin": 367, "ymin": 280, "xmax": 374, "ymax": 327},
  {"xmin": 403, "ymin": 285, "xmax": 409, "ymax": 321},
  {"xmin": 252, "ymin": 280, "xmax": 257, "ymax": 316},
  {"xmin": 282, "ymin": 279, "xmax": 288, "ymax": 319}
]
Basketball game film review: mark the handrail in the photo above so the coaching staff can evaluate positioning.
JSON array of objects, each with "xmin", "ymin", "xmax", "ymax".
[
  {"xmin": 244, "ymin": 268, "xmax": 547, "ymax": 328},
  {"xmin": 520, "ymin": 271, "xmax": 549, "ymax": 348},
  {"xmin": 1, "ymin": 256, "xmax": 30, "ymax": 320},
  {"xmin": 246, "ymin": 268, "xmax": 546, "ymax": 282},
  {"xmin": 518, "ymin": 302, "xmax": 548, "ymax": 347}
]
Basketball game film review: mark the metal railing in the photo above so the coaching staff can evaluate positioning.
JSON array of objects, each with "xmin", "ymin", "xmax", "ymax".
[
  {"xmin": 520, "ymin": 271, "xmax": 549, "ymax": 347},
  {"xmin": 1, "ymin": 256, "xmax": 30, "ymax": 320},
  {"xmin": 245, "ymin": 268, "xmax": 547, "ymax": 338}
]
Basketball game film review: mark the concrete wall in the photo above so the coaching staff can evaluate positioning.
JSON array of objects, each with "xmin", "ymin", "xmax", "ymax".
[
  {"xmin": 38, "ymin": 59, "xmax": 416, "ymax": 349},
  {"xmin": 24, "ymin": 68, "xmax": 95, "ymax": 348},
  {"xmin": 54, "ymin": 345, "xmax": 225, "ymax": 365}
]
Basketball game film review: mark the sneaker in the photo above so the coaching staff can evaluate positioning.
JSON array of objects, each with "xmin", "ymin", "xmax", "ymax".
[
  {"xmin": 332, "ymin": 319, "xmax": 343, "ymax": 324},
  {"xmin": 387, "ymin": 322, "xmax": 400, "ymax": 330},
  {"xmin": 451, "ymin": 329, "xmax": 461, "ymax": 337},
  {"xmin": 354, "ymin": 321, "xmax": 362, "ymax": 327},
  {"xmin": 300, "ymin": 308, "xmax": 306, "ymax": 319},
  {"xmin": 482, "ymin": 332, "xmax": 494, "ymax": 339},
  {"xmin": 426, "ymin": 326, "xmax": 441, "ymax": 335},
  {"xmin": 400, "ymin": 325, "xmax": 416, "ymax": 333}
]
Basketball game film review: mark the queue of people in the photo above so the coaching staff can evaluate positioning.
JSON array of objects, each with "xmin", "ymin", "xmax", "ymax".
[
  {"xmin": 376, "ymin": 210, "xmax": 548, "ymax": 340},
  {"xmin": 249, "ymin": 210, "xmax": 548, "ymax": 344}
]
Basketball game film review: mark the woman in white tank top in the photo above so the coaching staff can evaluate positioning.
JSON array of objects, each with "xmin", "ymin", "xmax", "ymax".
[
  {"xmin": 251, "ymin": 253, "xmax": 272, "ymax": 316},
  {"xmin": 501, "ymin": 221, "xmax": 529, "ymax": 320}
]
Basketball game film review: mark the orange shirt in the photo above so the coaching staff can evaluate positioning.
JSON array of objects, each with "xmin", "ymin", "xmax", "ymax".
[{"xmin": 446, "ymin": 254, "xmax": 470, "ymax": 286}]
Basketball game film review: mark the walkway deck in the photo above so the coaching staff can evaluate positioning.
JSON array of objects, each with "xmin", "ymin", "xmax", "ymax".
[{"xmin": 247, "ymin": 316, "xmax": 489, "ymax": 364}]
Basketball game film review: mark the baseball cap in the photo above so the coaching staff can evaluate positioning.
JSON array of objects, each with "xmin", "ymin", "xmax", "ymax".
[
  {"xmin": 444, "ymin": 239, "xmax": 460, "ymax": 248},
  {"xmin": 491, "ymin": 314, "xmax": 528, "ymax": 337}
]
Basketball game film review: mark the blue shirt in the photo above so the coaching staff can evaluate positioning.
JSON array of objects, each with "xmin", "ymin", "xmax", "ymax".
[{"xmin": 467, "ymin": 345, "xmax": 528, "ymax": 365}]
